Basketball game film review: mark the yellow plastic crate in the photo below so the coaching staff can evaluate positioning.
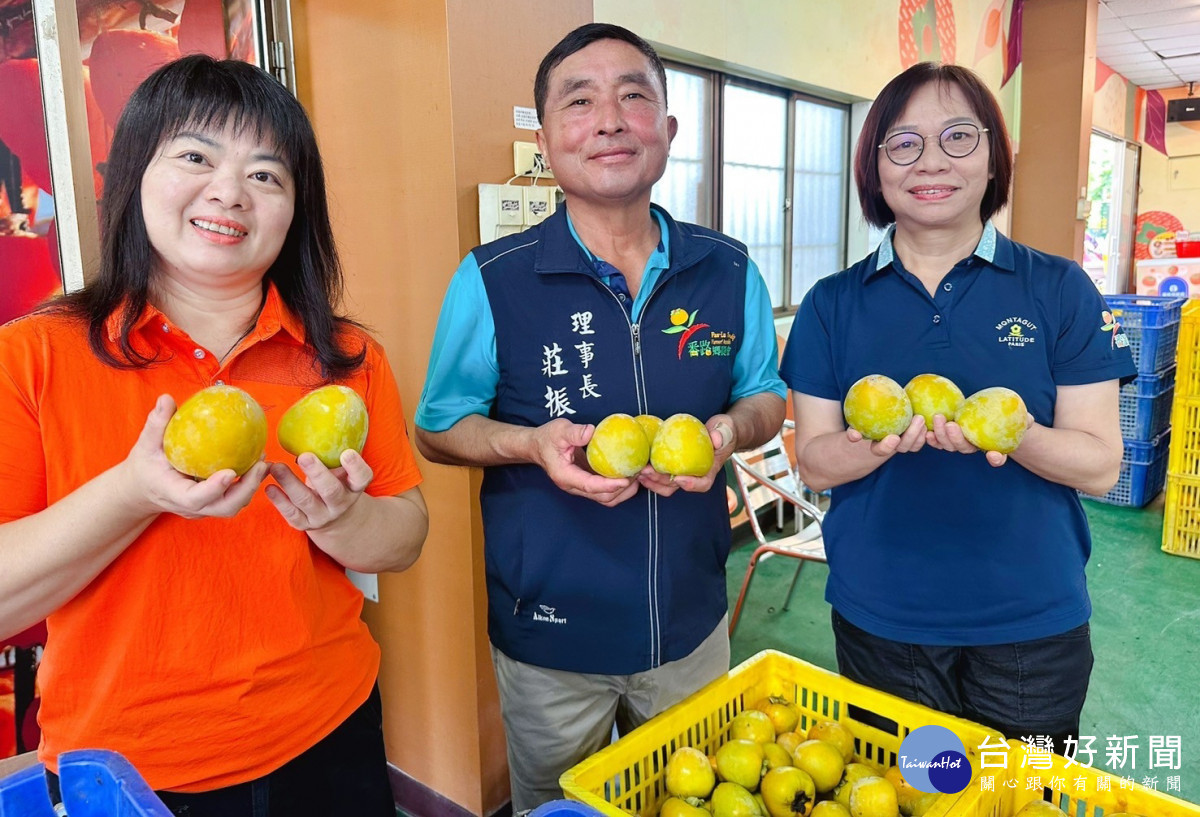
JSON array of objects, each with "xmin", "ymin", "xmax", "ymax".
[
  {"xmin": 954, "ymin": 739, "xmax": 1199, "ymax": 817},
  {"xmin": 1161, "ymin": 474, "xmax": 1200, "ymax": 559},
  {"xmin": 1167, "ymin": 399, "xmax": 1200, "ymax": 477},
  {"xmin": 560, "ymin": 650, "xmax": 1003, "ymax": 817},
  {"xmin": 1173, "ymin": 318, "xmax": 1200, "ymax": 401}
]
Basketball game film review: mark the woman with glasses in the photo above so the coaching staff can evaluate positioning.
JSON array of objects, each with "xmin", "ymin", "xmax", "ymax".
[{"xmin": 780, "ymin": 63, "xmax": 1133, "ymax": 750}]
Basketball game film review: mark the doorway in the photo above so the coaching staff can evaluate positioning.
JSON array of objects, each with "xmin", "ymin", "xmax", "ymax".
[{"xmin": 1085, "ymin": 130, "xmax": 1141, "ymax": 294}]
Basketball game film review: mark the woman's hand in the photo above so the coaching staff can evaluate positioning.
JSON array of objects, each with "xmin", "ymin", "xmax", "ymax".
[
  {"xmin": 925, "ymin": 412, "xmax": 1036, "ymax": 466},
  {"xmin": 846, "ymin": 414, "xmax": 927, "ymax": 457},
  {"xmin": 265, "ymin": 450, "xmax": 374, "ymax": 532},
  {"xmin": 120, "ymin": 395, "xmax": 268, "ymax": 520}
]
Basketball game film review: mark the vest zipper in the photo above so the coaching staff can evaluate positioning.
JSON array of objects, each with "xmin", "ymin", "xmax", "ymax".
[{"xmin": 592, "ymin": 275, "xmax": 676, "ymax": 669}]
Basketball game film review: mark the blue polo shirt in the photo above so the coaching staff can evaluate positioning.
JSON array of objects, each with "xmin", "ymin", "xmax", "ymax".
[
  {"xmin": 417, "ymin": 209, "xmax": 784, "ymax": 431},
  {"xmin": 780, "ymin": 223, "xmax": 1136, "ymax": 646}
]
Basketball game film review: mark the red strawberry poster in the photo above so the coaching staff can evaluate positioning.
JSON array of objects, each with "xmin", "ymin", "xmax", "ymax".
[{"xmin": 0, "ymin": 0, "xmax": 260, "ymax": 757}]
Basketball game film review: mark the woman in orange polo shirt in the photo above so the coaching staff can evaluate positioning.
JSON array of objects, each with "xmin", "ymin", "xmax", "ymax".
[{"xmin": 0, "ymin": 56, "xmax": 427, "ymax": 815}]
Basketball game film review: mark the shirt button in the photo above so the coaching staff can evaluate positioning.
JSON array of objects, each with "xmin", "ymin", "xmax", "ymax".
[
  {"xmin": 216, "ymin": 379, "xmax": 225, "ymax": 385},
  {"xmin": 943, "ymin": 283, "xmax": 953, "ymax": 292},
  {"xmin": 161, "ymin": 323, "xmax": 170, "ymax": 333},
  {"xmin": 193, "ymin": 348, "xmax": 206, "ymax": 359},
  {"xmin": 618, "ymin": 293, "xmax": 627, "ymax": 301},
  {"xmin": 932, "ymin": 314, "xmax": 942, "ymax": 324}
]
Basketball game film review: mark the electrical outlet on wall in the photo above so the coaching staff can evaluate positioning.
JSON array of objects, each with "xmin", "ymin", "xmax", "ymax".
[{"xmin": 514, "ymin": 141, "xmax": 554, "ymax": 178}]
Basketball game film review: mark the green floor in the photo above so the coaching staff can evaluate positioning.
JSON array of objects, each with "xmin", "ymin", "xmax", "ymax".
[{"xmin": 726, "ymin": 496, "xmax": 1200, "ymax": 801}]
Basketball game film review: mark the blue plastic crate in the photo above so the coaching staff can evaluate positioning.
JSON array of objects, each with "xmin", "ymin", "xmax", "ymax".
[
  {"xmin": 0, "ymin": 764, "xmax": 46, "ymax": 817},
  {"xmin": 1105, "ymin": 294, "xmax": 1187, "ymax": 375},
  {"xmin": 531, "ymin": 801, "xmax": 606, "ymax": 817},
  {"xmin": 1118, "ymin": 365, "xmax": 1176, "ymax": 440},
  {"xmin": 1080, "ymin": 429, "xmax": 1170, "ymax": 507},
  {"xmin": 0, "ymin": 750, "xmax": 170, "ymax": 816}
]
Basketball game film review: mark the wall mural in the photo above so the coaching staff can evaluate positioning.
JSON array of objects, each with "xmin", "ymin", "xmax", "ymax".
[
  {"xmin": 973, "ymin": 0, "xmax": 1007, "ymax": 66},
  {"xmin": 898, "ymin": 0, "xmax": 956, "ymax": 69},
  {"xmin": 1093, "ymin": 60, "xmax": 1129, "ymax": 138}
]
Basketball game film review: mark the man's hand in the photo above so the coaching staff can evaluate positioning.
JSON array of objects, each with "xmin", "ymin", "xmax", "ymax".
[
  {"xmin": 646, "ymin": 412, "xmax": 737, "ymax": 495},
  {"xmin": 533, "ymin": 419, "xmax": 640, "ymax": 507}
]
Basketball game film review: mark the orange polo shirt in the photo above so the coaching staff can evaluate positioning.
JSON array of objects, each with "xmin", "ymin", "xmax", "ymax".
[{"xmin": 0, "ymin": 285, "xmax": 422, "ymax": 791}]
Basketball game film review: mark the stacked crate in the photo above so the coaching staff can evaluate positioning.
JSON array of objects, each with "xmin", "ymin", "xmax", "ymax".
[
  {"xmin": 1162, "ymin": 300, "xmax": 1200, "ymax": 558},
  {"xmin": 1081, "ymin": 295, "xmax": 1185, "ymax": 507}
]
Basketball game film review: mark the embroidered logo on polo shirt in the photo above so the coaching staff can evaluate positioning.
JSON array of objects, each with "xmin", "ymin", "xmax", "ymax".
[
  {"xmin": 662, "ymin": 307, "xmax": 735, "ymax": 359},
  {"xmin": 1101, "ymin": 310, "xmax": 1130, "ymax": 349},
  {"xmin": 995, "ymin": 316, "xmax": 1038, "ymax": 347}
]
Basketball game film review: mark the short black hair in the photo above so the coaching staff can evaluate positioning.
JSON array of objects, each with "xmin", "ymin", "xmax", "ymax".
[
  {"xmin": 53, "ymin": 55, "xmax": 365, "ymax": 377},
  {"xmin": 854, "ymin": 62, "xmax": 1014, "ymax": 229},
  {"xmin": 534, "ymin": 23, "xmax": 668, "ymax": 122}
]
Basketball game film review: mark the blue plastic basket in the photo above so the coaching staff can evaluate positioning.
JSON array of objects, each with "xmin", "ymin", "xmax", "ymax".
[
  {"xmin": 0, "ymin": 764, "xmax": 46, "ymax": 817},
  {"xmin": 0, "ymin": 750, "xmax": 170, "ymax": 816},
  {"xmin": 1080, "ymin": 429, "xmax": 1171, "ymax": 507},
  {"xmin": 1105, "ymin": 294, "xmax": 1186, "ymax": 375},
  {"xmin": 1118, "ymin": 364, "xmax": 1176, "ymax": 440},
  {"xmin": 531, "ymin": 801, "xmax": 607, "ymax": 817}
]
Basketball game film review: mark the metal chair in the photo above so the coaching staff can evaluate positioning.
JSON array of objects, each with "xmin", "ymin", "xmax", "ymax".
[{"xmin": 728, "ymin": 420, "xmax": 827, "ymax": 635}]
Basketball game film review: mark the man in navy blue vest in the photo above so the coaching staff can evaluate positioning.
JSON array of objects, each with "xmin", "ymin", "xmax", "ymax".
[{"xmin": 415, "ymin": 23, "xmax": 786, "ymax": 811}]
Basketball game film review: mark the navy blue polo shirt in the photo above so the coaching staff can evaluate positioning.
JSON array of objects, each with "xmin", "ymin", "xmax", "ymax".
[{"xmin": 780, "ymin": 223, "xmax": 1136, "ymax": 646}]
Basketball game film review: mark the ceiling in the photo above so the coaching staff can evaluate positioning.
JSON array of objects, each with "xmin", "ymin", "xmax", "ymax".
[{"xmin": 1097, "ymin": 0, "xmax": 1200, "ymax": 90}]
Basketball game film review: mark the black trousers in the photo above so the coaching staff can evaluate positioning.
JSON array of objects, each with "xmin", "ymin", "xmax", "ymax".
[
  {"xmin": 832, "ymin": 609, "xmax": 1094, "ymax": 754},
  {"xmin": 48, "ymin": 684, "xmax": 394, "ymax": 817}
]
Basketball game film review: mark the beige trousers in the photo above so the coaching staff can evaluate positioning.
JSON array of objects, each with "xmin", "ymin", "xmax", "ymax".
[{"xmin": 490, "ymin": 617, "xmax": 731, "ymax": 813}]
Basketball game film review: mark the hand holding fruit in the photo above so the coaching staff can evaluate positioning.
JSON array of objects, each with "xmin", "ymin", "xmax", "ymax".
[
  {"xmin": 536, "ymin": 418, "xmax": 641, "ymax": 508},
  {"xmin": 586, "ymin": 411, "xmax": 721, "ymax": 497},
  {"xmin": 265, "ymin": 448, "xmax": 374, "ymax": 532},
  {"xmin": 845, "ymin": 374, "xmax": 1031, "ymax": 465},
  {"xmin": 925, "ymin": 386, "xmax": 1033, "ymax": 466},
  {"xmin": 268, "ymin": 386, "xmax": 378, "ymax": 531},
  {"xmin": 843, "ymin": 375, "xmax": 927, "ymax": 457},
  {"xmin": 657, "ymin": 413, "xmax": 726, "ymax": 493},
  {"xmin": 126, "ymin": 393, "xmax": 268, "ymax": 520}
]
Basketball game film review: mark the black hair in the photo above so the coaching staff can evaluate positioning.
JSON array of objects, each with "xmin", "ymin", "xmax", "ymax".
[
  {"xmin": 51, "ymin": 54, "xmax": 365, "ymax": 378},
  {"xmin": 534, "ymin": 23, "xmax": 668, "ymax": 122},
  {"xmin": 854, "ymin": 62, "xmax": 1014, "ymax": 228}
]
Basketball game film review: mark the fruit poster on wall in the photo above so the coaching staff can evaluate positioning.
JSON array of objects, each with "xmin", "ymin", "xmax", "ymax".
[
  {"xmin": 0, "ymin": 0, "xmax": 262, "ymax": 759},
  {"xmin": 0, "ymin": 0, "xmax": 260, "ymax": 327}
]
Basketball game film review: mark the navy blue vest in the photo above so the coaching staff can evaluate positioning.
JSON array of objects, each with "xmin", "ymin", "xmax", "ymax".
[{"xmin": 475, "ymin": 205, "xmax": 748, "ymax": 674}]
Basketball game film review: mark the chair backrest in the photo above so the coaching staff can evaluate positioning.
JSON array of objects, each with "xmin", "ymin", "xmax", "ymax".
[{"xmin": 730, "ymin": 421, "xmax": 823, "ymax": 544}]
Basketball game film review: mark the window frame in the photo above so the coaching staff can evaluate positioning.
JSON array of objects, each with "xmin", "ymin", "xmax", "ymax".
[{"xmin": 660, "ymin": 60, "xmax": 852, "ymax": 316}]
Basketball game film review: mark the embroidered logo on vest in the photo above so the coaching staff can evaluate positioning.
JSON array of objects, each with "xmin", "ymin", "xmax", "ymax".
[{"xmin": 661, "ymin": 307, "xmax": 735, "ymax": 359}]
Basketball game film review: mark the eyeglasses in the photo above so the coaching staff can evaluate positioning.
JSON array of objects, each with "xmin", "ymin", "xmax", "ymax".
[{"xmin": 878, "ymin": 123, "xmax": 989, "ymax": 166}]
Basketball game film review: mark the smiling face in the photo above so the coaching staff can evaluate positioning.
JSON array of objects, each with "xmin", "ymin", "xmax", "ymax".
[
  {"xmin": 535, "ymin": 38, "xmax": 677, "ymax": 210},
  {"xmin": 878, "ymin": 80, "xmax": 992, "ymax": 236},
  {"xmin": 140, "ymin": 121, "xmax": 296, "ymax": 292}
]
